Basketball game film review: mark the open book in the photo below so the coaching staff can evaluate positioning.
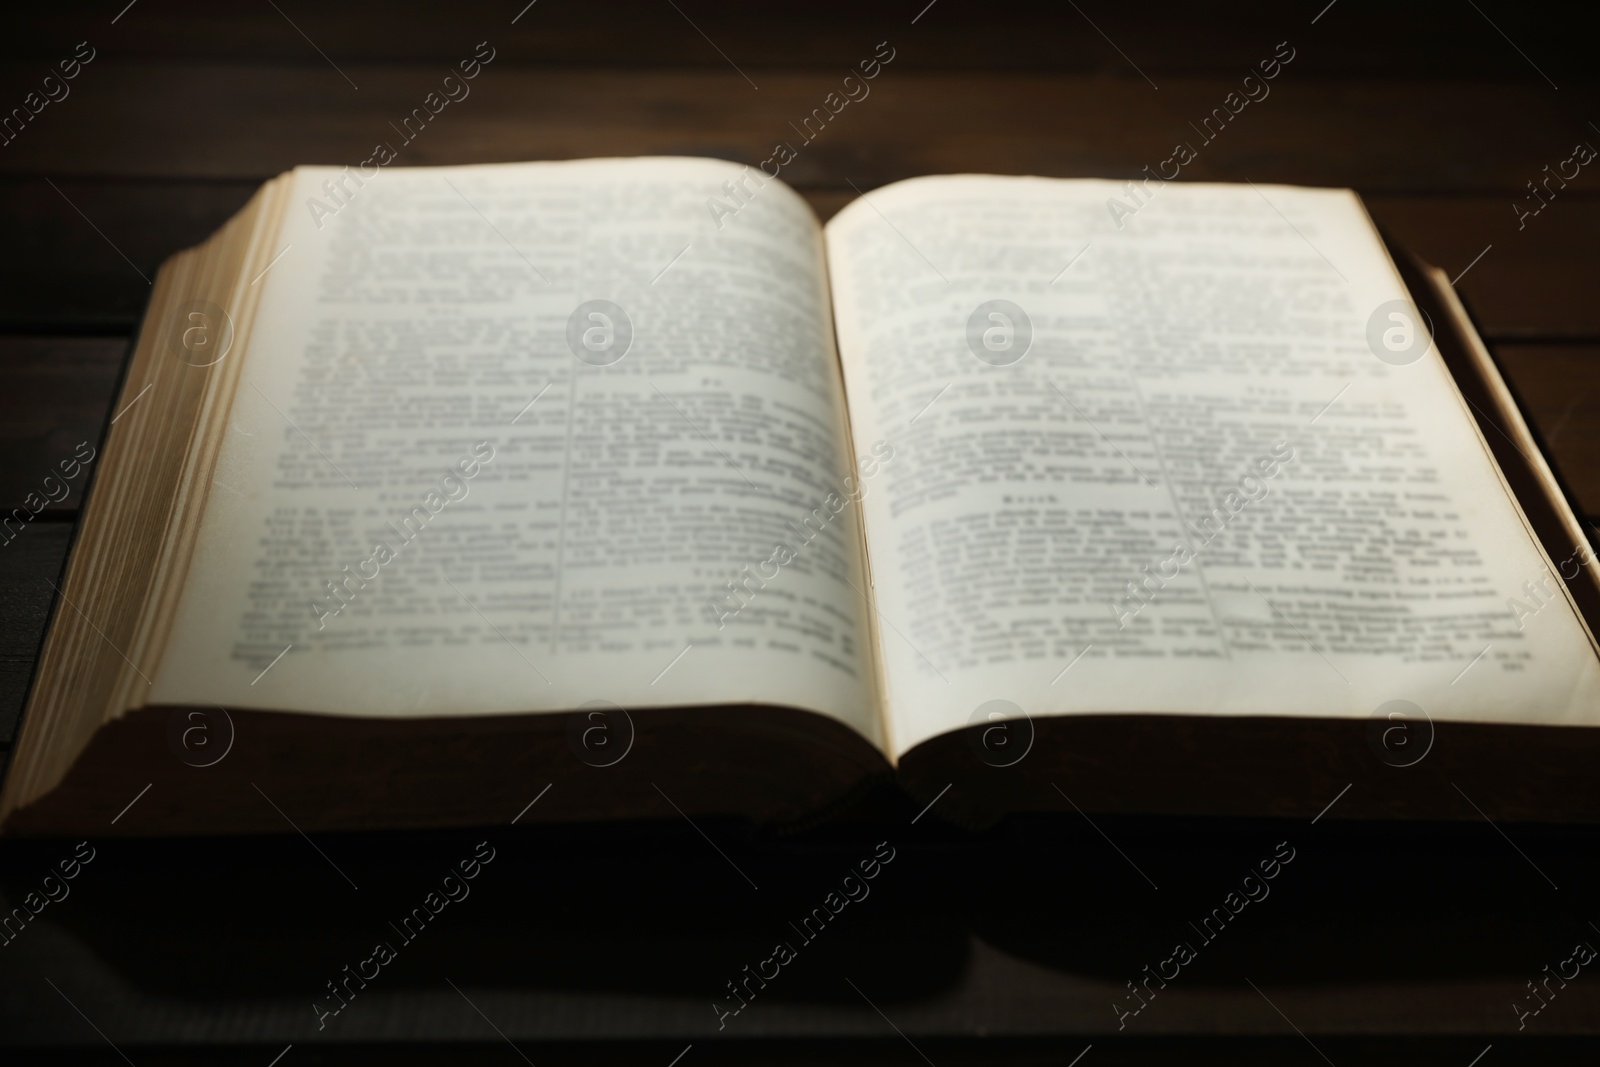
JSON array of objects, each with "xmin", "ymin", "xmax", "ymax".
[{"xmin": 7, "ymin": 157, "xmax": 1600, "ymax": 836}]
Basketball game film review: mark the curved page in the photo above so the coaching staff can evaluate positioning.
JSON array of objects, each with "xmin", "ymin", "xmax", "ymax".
[
  {"xmin": 825, "ymin": 175, "xmax": 1600, "ymax": 757},
  {"xmin": 152, "ymin": 158, "xmax": 879, "ymax": 747}
]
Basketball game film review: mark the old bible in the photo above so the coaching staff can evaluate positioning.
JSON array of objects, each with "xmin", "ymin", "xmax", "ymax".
[{"xmin": 5, "ymin": 157, "xmax": 1599, "ymax": 836}]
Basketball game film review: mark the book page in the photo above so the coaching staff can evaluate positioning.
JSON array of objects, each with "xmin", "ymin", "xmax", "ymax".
[
  {"xmin": 150, "ymin": 158, "xmax": 881, "ymax": 747},
  {"xmin": 825, "ymin": 175, "xmax": 1600, "ymax": 757}
]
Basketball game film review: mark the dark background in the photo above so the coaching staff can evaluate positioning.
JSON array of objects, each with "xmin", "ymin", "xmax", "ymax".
[{"xmin": 3, "ymin": 1, "xmax": 1600, "ymax": 1062}]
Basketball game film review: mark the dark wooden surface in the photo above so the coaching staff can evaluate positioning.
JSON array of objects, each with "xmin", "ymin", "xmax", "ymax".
[{"xmin": 4, "ymin": 1, "xmax": 1600, "ymax": 1060}]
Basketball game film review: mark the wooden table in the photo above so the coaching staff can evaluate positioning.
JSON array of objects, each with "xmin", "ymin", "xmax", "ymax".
[{"xmin": 4, "ymin": 2, "xmax": 1599, "ymax": 1061}]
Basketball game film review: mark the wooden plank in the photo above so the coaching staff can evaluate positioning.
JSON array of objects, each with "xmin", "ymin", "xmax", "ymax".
[
  {"xmin": 1366, "ymin": 195, "xmax": 1600, "ymax": 342},
  {"xmin": 7, "ymin": 179, "xmax": 1600, "ymax": 342},
  {"xmin": 0, "ymin": 337, "xmax": 124, "ymax": 513},
  {"xmin": 0, "ymin": 522, "xmax": 70, "ymax": 744},
  {"xmin": 0, "ymin": 64, "xmax": 1591, "ymax": 195},
  {"xmin": 1492, "ymin": 344, "xmax": 1600, "ymax": 520},
  {"xmin": 1, "ymin": 0, "xmax": 1586, "ymax": 77},
  {"xmin": 0, "ymin": 179, "xmax": 257, "ymax": 330},
  {"xmin": 2, "ymin": 812, "xmax": 1599, "ymax": 1042}
]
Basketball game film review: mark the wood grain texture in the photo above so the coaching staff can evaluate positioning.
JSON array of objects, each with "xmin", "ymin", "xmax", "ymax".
[
  {"xmin": 0, "ymin": 522, "xmax": 70, "ymax": 742},
  {"xmin": 1366, "ymin": 196, "xmax": 1600, "ymax": 342},
  {"xmin": 4, "ymin": 0, "xmax": 1594, "ymax": 79},
  {"xmin": 2, "ymin": 63, "xmax": 1594, "ymax": 194},
  {"xmin": 0, "ymin": 180, "xmax": 256, "ymax": 330},
  {"xmin": 1493, "ymin": 344, "xmax": 1600, "ymax": 518},
  {"xmin": 3, "ymin": 814, "xmax": 1599, "ymax": 1044},
  {"xmin": 0, "ymin": 336, "xmax": 124, "ymax": 509}
]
